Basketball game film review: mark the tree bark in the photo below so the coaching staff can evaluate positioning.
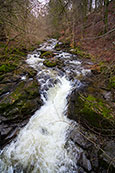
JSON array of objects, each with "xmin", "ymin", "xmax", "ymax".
[
  {"xmin": 104, "ymin": 0, "xmax": 109, "ymax": 32},
  {"xmin": 89, "ymin": 0, "xmax": 93, "ymax": 12},
  {"xmin": 95, "ymin": 0, "xmax": 98, "ymax": 10}
]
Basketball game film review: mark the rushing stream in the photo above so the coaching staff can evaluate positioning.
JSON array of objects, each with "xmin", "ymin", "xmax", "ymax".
[{"xmin": 0, "ymin": 39, "xmax": 91, "ymax": 173}]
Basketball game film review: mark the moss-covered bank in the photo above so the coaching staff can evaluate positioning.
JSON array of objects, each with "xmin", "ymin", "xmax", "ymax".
[
  {"xmin": 0, "ymin": 45, "xmax": 42, "ymax": 148},
  {"xmin": 68, "ymin": 66, "xmax": 115, "ymax": 135}
]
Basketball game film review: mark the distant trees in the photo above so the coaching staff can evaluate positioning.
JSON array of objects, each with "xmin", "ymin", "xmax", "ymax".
[
  {"xmin": 47, "ymin": 0, "xmax": 68, "ymax": 36},
  {"xmin": 104, "ymin": 0, "xmax": 109, "ymax": 32},
  {"xmin": 0, "ymin": 0, "xmax": 29, "ymax": 39},
  {"xmin": 0, "ymin": 0, "xmax": 48, "ymax": 48},
  {"xmin": 0, "ymin": 0, "xmax": 112, "ymax": 47},
  {"xmin": 47, "ymin": 0, "xmax": 112, "ymax": 41}
]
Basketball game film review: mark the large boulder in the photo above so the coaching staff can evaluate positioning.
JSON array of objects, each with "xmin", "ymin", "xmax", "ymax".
[{"xmin": 67, "ymin": 85, "xmax": 115, "ymax": 135}]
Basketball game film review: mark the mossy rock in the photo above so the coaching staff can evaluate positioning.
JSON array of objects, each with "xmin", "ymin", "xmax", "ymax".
[
  {"xmin": 108, "ymin": 76, "xmax": 115, "ymax": 89},
  {"xmin": 27, "ymin": 68, "xmax": 37, "ymax": 78},
  {"xmin": 0, "ymin": 80, "xmax": 41, "ymax": 119},
  {"xmin": 0, "ymin": 64, "xmax": 17, "ymax": 74},
  {"xmin": 70, "ymin": 47, "xmax": 91, "ymax": 59},
  {"xmin": 0, "ymin": 84, "xmax": 10, "ymax": 96},
  {"xmin": 55, "ymin": 42, "xmax": 70, "ymax": 51},
  {"xmin": 43, "ymin": 59, "xmax": 57, "ymax": 67},
  {"xmin": 0, "ymin": 54, "xmax": 23, "ymax": 67},
  {"xmin": 78, "ymin": 94, "xmax": 113, "ymax": 122},
  {"xmin": 41, "ymin": 51, "xmax": 53, "ymax": 59},
  {"xmin": 55, "ymin": 43, "xmax": 62, "ymax": 51},
  {"xmin": 68, "ymin": 91, "xmax": 115, "ymax": 134},
  {"xmin": 100, "ymin": 65, "xmax": 108, "ymax": 73}
]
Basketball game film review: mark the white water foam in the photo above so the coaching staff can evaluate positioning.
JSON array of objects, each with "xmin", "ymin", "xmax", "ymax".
[{"xmin": 0, "ymin": 77, "xmax": 78, "ymax": 173}]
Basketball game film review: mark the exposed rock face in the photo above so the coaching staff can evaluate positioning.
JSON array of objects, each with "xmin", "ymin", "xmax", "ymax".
[
  {"xmin": 67, "ymin": 84, "xmax": 115, "ymax": 172},
  {"xmin": 0, "ymin": 64, "xmax": 42, "ymax": 148},
  {"xmin": 69, "ymin": 126, "xmax": 115, "ymax": 172}
]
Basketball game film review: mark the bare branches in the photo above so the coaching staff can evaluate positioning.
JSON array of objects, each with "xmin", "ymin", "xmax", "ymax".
[{"xmin": 82, "ymin": 27, "xmax": 115, "ymax": 40}]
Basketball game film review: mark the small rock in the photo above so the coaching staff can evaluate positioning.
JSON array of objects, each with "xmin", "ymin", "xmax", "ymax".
[
  {"xmin": 0, "ymin": 125, "xmax": 13, "ymax": 137},
  {"xmin": 70, "ymin": 128, "xmax": 92, "ymax": 150},
  {"xmin": 78, "ymin": 166, "xmax": 87, "ymax": 173},
  {"xmin": 103, "ymin": 91, "xmax": 112, "ymax": 101},
  {"xmin": 90, "ymin": 149, "xmax": 99, "ymax": 169},
  {"xmin": 101, "ymin": 140, "xmax": 115, "ymax": 167},
  {"xmin": 78, "ymin": 152, "xmax": 92, "ymax": 172}
]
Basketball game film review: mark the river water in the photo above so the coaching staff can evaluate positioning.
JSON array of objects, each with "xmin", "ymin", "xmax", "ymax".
[{"xmin": 0, "ymin": 39, "xmax": 91, "ymax": 173}]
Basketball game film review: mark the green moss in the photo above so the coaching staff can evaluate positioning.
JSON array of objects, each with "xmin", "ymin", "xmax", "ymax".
[
  {"xmin": 0, "ymin": 64, "xmax": 17, "ymax": 73},
  {"xmin": 0, "ymin": 80, "xmax": 39, "ymax": 118},
  {"xmin": 6, "ymin": 48, "xmax": 26, "ymax": 56},
  {"xmin": 41, "ymin": 51, "xmax": 53, "ymax": 58},
  {"xmin": 21, "ymin": 100, "xmax": 33, "ymax": 112},
  {"xmin": 109, "ymin": 76, "xmax": 115, "ymax": 89},
  {"xmin": 43, "ymin": 59, "xmax": 57, "ymax": 67},
  {"xmin": 76, "ymin": 94, "xmax": 114, "ymax": 130},
  {"xmin": 55, "ymin": 43, "xmax": 62, "ymax": 51},
  {"xmin": 11, "ymin": 82, "xmax": 25, "ymax": 100},
  {"xmin": 71, "ymin": 47, "xmax": 91, "ymax": 59},
  {"xmin": 100, "ymin": 65, "xmax": 108, "ymax": 73},
  {"xmin": 0, "ymin": 43, "xmax": 6, "ymax": 48},
  {"xmin": 27, "ymin": 68, "xmax": 37, "ymax": 78},
  {"xmin": 24, "ymin": 81, "xmax": 39, "ymax": 99},
  {"xmin": 55, "ymin": 42, "xmax": 70, "ymax": 51},
  {"xmin": 83, "ymin": 95, "xmax": 112, "ymax": 118}
]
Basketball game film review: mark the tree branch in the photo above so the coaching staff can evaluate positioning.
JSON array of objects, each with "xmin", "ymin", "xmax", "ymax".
[{"xmin": 82, "ymin": 27, "xmax": 115, "ymax": 40}]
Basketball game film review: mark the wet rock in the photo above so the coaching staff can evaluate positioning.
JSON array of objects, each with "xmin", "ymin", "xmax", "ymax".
[
  {"xmin": 102, "ymin": 91, "xmax": 113, "ymax": 101},
  {"xmin": 44, "ymin": 75, "xmax": 50, "ymax": 81},
  {"xmin": 0, "ymin": 125, "xmax": 13, "ymax": 137},
  {"xmin": 70, "ymin": 128, "xmax": 92, "ymax": 150},
  {"xmin": 0, "ymin": 78, "xmax": 42, "ymax": 148},
  {"xmin": 0, "ymin": 115, "xmax": 7, "ymax": 123},
  {"xmin": 0, "ymin": 124, "xmax": 19, "ymax": 147},
  {"xmin": 101, "ymin": 140, "xmax": 115, "ymax": 167},
  {"xmin": 89, "ymin": 149, "xmax": 99, "ymax": 169},
  {"xmin": 78, "ymin": 166, "xmax": 87, "ymax": 173},
  {"xmin": 78, "ymin": 152, "xmax": 92, "ymax": 172}
]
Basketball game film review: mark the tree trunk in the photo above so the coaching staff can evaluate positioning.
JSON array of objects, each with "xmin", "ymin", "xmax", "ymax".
[
  {"xmin": 89, "ymin": 0, "xmax": 93, "ymax": 12},
  {"xmin": 104, "ymin": 0, "xmax": 109, "ymax": 33},
  {"xmin": 95, "ymin": 0, "xmax": 98, "ymax": 10}
]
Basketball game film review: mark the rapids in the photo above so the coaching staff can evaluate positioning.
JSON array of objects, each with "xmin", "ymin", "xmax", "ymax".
[{"xmin": 0, "ymin": 39, "xmax": 91, "ymax": 173}]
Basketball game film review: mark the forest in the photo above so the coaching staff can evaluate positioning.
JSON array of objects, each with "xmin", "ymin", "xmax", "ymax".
[{"xmin": 0, "ymin": 0, "xmax": 115, "ymax": 173}]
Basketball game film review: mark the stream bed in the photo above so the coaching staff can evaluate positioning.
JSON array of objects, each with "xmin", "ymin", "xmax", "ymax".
[{"xmin": 0, "ymin": 39, "xmax": 114, "ymax": 173}]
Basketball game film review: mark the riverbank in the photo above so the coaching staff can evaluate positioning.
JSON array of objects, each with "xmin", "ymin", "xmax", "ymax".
[
  {"xmin": 0, "ymin": 45, "xmax": 43, "ymax": 148},
  {"xmin": 55, "ymin": 41, "xmax": 115, "ymax": 134},
  {"xmin": 55, "ymin": 41, "xmax": 115, "ymax": 172}
]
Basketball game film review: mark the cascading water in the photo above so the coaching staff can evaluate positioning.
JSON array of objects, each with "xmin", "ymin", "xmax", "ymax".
[{"xmin": 0, "ymin": 39, "xmax": 91, "ymax": 173}]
